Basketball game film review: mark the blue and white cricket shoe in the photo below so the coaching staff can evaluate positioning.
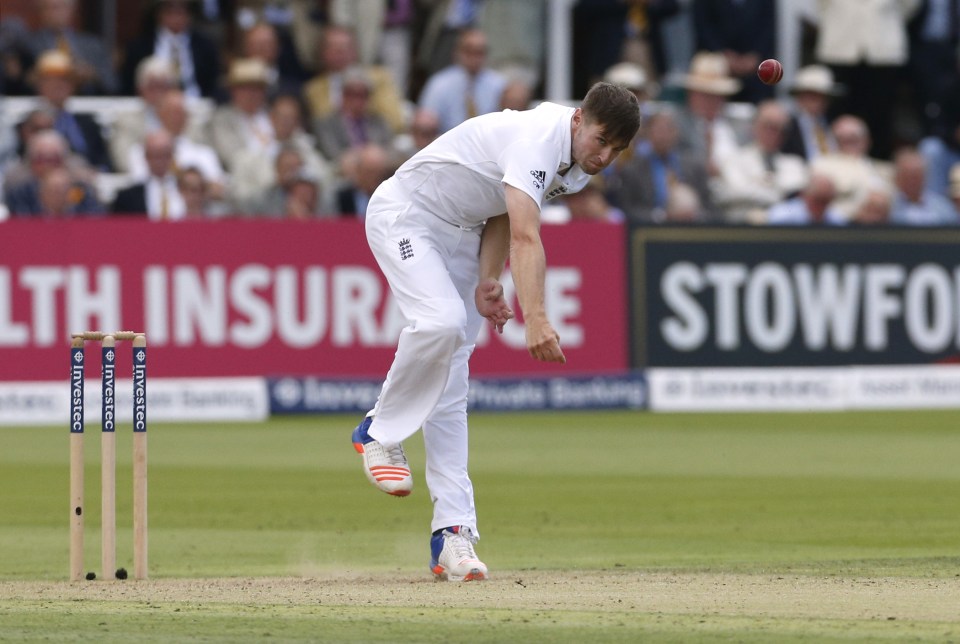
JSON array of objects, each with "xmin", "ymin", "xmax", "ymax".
[
  {"xmin": 351, "ymin": 416, "xmax": 412, "ymax": 497},
  {"xmin": 430, "ymin": 525, "xmax": 487, "ymax": 581}
]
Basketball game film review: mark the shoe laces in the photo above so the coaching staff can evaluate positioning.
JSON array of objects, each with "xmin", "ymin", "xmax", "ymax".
[
  {"xmin": 383, "ymin": 442, "xmax": 407, "ymax": 466},
  {"xmin": 447, "ymin": 527, "xmax": 479, "ymax": 561}
]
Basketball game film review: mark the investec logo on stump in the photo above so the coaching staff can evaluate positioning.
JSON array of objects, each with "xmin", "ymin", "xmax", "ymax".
[
  {"xmin": 70, "ymin": 348, "xmax": 84, "ymax": 432},
  {"xmin": 651, "ymin": 260, "xmax": 960, "ymax": 365},
  {"xmin": 133, "ymin": 348, "xmax": 147, "ymax": 432},
  {"xmin": 102, "ymin": 349, "xmax": 115, "ymax": 432}
]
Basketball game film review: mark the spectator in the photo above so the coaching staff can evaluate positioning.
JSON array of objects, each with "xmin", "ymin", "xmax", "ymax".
[
  {"xmin": 918, "ymin": 73, "xmax": 960, "ymax": 198},
  {"xmin": 329, "ymin": 0, "xmax": 414, "ymax": 97},
  {"xmin": 235, "ymin": 0, "xmax": 326, "ymax": 78},
  {"xmin": 121, "ymin": 0, "xmax": 222, "ymax": 100},
  {"xmin": 812, "ymin": 0, "xmax": 922, "ymax": 159},
  {"xmin": 231, "ymin": 93, "xmax": 334, "ymax": 213},
  {"xmin": 811, "ymin": 115, "xmax": 893, "ymax": 220},
  {"xmin": 11, "ymin": 109, "xmax": 57, "ymax": 161},
  {"xmin": 693, "ymin": 0, "xmax": 777, "ymax": 104},
  {"xmin": 409, "ymin": 109, "xmax": 441, "ymax": 152},
  {"xmin": 889, "ymin": 148, "xmax": 959, "ymax": 225},
  {"xmin": 622, "ymin": 0, "xmax": 685, "ymax": 86},
  {"xmin": 109, "ymin": 57, "xmax": 177, "ymax": 173},
  {"xmin": 177, "ymin": 166, "xmax": 213, "ymax": 218},
  {"xmin": 711, "ymin": 100, "xmax": 809, "ymax": 223},
  {"xmin": 27, "ymin": 0, "xmax": 117, "ymax": 95},
  {"xmin": 128, "ymin": 89, "xmax": 227, "ymax": 202},
  {"xmin": 950, "ymin": 163, "xmax": 960, "ymax": 214},
  {"xmin": 303, "ymin": 25, "xmax": 406, "ymax": 135},
  {"xmin": 35, "ymin": 167, "xmax": 97, "ymax": 217},
  {"xmin": 767, "ymin": 173, "xmax": 845, "ymax": 225},
  {"xmin": 2, "ymin": 114, "xmax": 96, "ymax": 190},
  {"xmin": 0, "ymin": 16, "xmax": 34, "ymax": 96},
  {"xmin": 781, "ymin": 65, "xmax": 842, "ymax": 163},
  {"xmin": 111, "ymin": 130, "xmax": 185, "ymax": 220},
  {"xmin": 418, "ymin": 28, "xmax": 506, "ymax": 134},
  {"xmin": 674, "ymin": 51, "xmax": 743, "ymax": 177},
  {"xmin": 907, "ymin": 0, "xmax": 960, "ymax": 136},
  {"xmin": 240, "ymin": 20, "xmax": 308, "ymax": 97},
  {"xmin": 614, "ymin": 109, "xmax": 714, "ymax": 223},
  {"xmin": 283, "ymin": 169, "xmax": 325, "ymax": 219},
  {"xmin": 410, "ymin": 0, "xmax": 485, "ymax": 95},
  {"xmin": 4, "ymin": 130, "xmax": 102, "ymax": 217},
  {"xmin": 850, "ymin": 185, "xmax": 894, "ymax": 225},
  {"xmin": 312, "ymin": 67, "xmax": 394, "ymax": 162},
  {"xmin": 32, "ymin": 50, "xmax": 112, "ymax": 171},
  {"xmin": 336, "ymin": 143, "xmax": 391, "ymax": 218},
  {"xmin": 208, "ymin": 58, "xmax": 275, "ymax": 173},
  {"xmin": 245, "ymin": 146, "xmax": 324, "ymax": 217}
]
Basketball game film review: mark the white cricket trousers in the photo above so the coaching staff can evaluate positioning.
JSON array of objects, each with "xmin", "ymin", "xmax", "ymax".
[{"xmin": 364, "ymin": 180, "xmax": 485, "ymax": 536}]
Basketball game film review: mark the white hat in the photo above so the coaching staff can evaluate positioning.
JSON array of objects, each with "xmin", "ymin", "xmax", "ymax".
[
  {"xmin": 682, "ymin": 52, "xmax": 740, "ymax": 96},
  {"xmin": 790, "ymin": 65, "xmax": 842, "ymax": 95},
  {"xmin": 604, "ymin": 62, "xmax": 648, "ymax": 91}
]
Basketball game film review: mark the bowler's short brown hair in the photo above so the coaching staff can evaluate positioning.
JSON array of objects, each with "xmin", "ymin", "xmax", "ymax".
[{"xmin": 580, "ymin": 82, "xmax": 641, "ymax": 147}]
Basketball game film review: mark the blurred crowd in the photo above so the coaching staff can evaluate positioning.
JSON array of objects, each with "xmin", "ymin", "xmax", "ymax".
[{"xmin": 0, "ymin": 0, "xmax": 958, "ymax": 226}]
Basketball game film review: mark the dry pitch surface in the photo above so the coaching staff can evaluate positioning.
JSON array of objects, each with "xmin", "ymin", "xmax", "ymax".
[{"xmin": 3, "ymin": 570, "xmax": 959, "ymax": 622}]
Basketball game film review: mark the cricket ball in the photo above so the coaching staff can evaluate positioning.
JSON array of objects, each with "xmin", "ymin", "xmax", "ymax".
[{"xmin": 757, "ymin": 59, "xmax": 783, "ymax": 85}]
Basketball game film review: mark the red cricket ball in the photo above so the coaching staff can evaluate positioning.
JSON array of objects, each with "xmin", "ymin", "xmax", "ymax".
[{"xmin": 757, "ymin": 59, "xmax": 783, "ymax": 85}]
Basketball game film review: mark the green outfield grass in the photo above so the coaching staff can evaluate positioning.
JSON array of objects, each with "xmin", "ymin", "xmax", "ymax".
[{"xmin": 1, "ymin": 410, "xmax": 959, "ymax": 642}]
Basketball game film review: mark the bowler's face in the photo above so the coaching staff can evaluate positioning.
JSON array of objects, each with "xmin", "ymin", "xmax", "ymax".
[{"xmin": 571, "ymin": 110, "xmax": 626, "ymax": 175}]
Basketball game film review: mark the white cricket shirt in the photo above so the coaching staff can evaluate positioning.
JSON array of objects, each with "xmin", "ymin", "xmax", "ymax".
[{"xmin": 381, "ymin": 102, "xmax": 591, "ymax": 228}]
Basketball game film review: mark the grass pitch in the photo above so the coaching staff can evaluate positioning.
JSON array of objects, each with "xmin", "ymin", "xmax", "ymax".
[{"xmin": 1, "ymin": 410, "xmax": 959, "ymax": 642}]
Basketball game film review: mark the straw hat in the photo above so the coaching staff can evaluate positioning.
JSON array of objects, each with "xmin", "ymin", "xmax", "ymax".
[
  {"xmin": 604, "ymin": 62, "xmax": 648, "ymax": 92},
  {"xmin": 34, "ymin": 50, "xmax": 76, "ymax": 80},
  {"xmin": 681, "ymin": 52, "xmax": 740, "ymax": 96},
  {"xmin": 226, "ymin": 58, "xmax": 270, "ymax": 86},
  {"xmin": 790, "ymin": 65, "xmax": 842, "ymax": 96}
]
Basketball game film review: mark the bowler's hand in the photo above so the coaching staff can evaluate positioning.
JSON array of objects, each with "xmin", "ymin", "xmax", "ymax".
[
  {"xmin": 475, "ymin": 278, "xmax": 514, "ymax": 334},
  {"xmin": 525, "ymin": 315, "xmax": 566, "ymax": 364}
]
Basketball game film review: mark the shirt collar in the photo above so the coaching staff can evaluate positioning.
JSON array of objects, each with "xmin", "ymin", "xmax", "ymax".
[
  {"xmin": 557, "ymin": 108, "xmax": 574, "ymax": 172},
  {"xmin": 159, "ymin": 28, "xmax": 188, "ymax": 44}
]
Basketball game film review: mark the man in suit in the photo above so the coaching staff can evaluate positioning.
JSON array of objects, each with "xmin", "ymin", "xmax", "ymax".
[
  {"xmin": 336, "ymin": 143, "xmax": 391, "ymax": 218},
  {"xmin": 312, "ymin": 66, "xmax": 394, "ymax": 162},
  {"xmin": 674, "ymin": 52, "xmax": 743, "ymax": 178},
  {"xmin": 614, "ymin": 109, "xmax": 715, "ymax": 223},
  {"xmin": 239, "ymin": 20, "xmax": 308, "ymax": 98},
  {"xmin": 32, "ymin": 50, "xmax": 112, "ymax": 171},
  {"xmin": 4, "ymin": 130, "xmax": 102, "ymax": 217},
  {"xmin": 781, "ymin": 65, "xmax": 841, "ymax": 163},
  {"xmin": 112, "ymin": 130, "xmax": 185, "ymax": 220},
  {"xmin": 208, "ymin": 58, "xmax": 276, "ymax": 173},
  {"xmin": 693, "ymin": 0, "xmax": 777, "ymax": 104},
  {"xmin": 121, "ymin": 0, "xmax": 222, "ymax": 100},
  {"xmin": 813, "ymin": 0, "xmax": 922, "ymax": 159},
  {"xmin": 28, "ymin": 0, "xmax": 117, "ymax": 95}
]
